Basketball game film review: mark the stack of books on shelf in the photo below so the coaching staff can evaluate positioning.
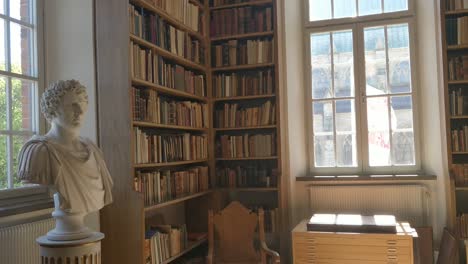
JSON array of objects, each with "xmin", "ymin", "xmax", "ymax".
[
  {"xmin": 134, "ymin": 166, "xmax": 209, "ymax": 206},
  {"xmin": 151, "ymin": 0, "xmax": 202, "ymax": 32},
  {"xmin": 446, "ymin": 16, "xmax": 468, "ymax": 45},
  {"xmin": 130, "ymin": 42, "xmax": 206, "ymax": 92},
  {"xmin": 134, "ymin": 128, "xmax": 208, "ymax": 163},
  {"xmin": 215, "ymin": 101, "xmax": 275, "ymax": 127},
  {"xmin": 212, "ymin": 39, "xmax": 274, "ymax": 66},
  {"xmin": 216, "ymin": 133, "xmax": 276, "ymax": 158},
  {"xmin": 210, "ymin": 6, "xmax": 272, "ymax": 37},
  {"xmin": 450, "ymin": 88, "xmax": 468, "ymax": 115},
  {"xmin": 129, "ymin": 5, "xmax": 205, "ymax": 64},
  {"xmin": 145, "ymin": 224, "xmax": 188, "ymax": 264},
  {"xmin": 445, "ymin": 0, "xmax": 468, "ymax": 10},
  {"xmin": 452, "ymin": 164, "xmax": 468, "ymax": 185},
  {"xmin": 456, "ymin": 214, "xmax": 468, "ymax": 239},
  {"xmin": 213, "ymin": 69, "xmax": 274, "ymax": 97},
  {"xmin": 451, "ymin": 126, "xmax": 468, "ymax": 152},
  {"xmin": 132, "ymin": 87, "xmax": 208, "ymax": 127},
  {"xmin": 216, "ymin": 165, "xmax": 277, "ymax": 187},
  {"xmin": 448, "ymin": 55, "xmax": 468, "ymax": 81}
]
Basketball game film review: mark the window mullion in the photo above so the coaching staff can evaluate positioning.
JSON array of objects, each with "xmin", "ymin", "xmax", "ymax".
[
  {"xmin": 6, "ymin": 77, "xmax": 13, "ymax": 189},
  {"xmin": 329, "ymin": 32, "xmax": 338, "ymax": 167},
  {"xmin": 384, "ymin": 25, "xmax": 394, "ymax": 167},
  {"xmin": 355, "ymin": 24, "xmax": 368, "ymax": 172}
]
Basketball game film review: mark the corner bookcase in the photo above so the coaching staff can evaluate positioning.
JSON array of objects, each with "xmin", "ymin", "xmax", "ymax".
[
  {"xmin": 98, "ymin": 0, "xmax": 282, "ymax": 263},
  {"xmin": 440, "ymin": 0, "xmax": 468, "ymax": 261}
]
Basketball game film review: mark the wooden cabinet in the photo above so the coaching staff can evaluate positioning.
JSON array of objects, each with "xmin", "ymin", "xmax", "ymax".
[{"xmin": 292, "ymin": 220, "xmax": 414, "ymax": 264}]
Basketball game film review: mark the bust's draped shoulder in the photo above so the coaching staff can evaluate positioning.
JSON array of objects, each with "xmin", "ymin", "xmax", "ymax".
[{"xmin": 17, "ymin": 136, "xmax": 59, "ymax": 185}]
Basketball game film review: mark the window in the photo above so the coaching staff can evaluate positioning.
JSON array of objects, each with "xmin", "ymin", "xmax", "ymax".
[
  {"xmin": 306, "ymin": 0, "xmax": 418, "ymax": 173},
  {"xmin": 0, "ymin": 0, "xmax": 41, "ymax": 190}
]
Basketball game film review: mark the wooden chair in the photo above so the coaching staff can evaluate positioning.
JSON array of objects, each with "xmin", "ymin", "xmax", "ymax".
[
  {"xmin": 207, "ymin": 201, "xmax": 280, "ymax": 264},
  {"xmin": 436, "ymin": 228, "xmax": 457, "ymax": 264}
]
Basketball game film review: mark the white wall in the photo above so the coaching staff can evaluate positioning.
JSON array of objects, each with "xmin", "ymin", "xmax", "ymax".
[
  {"xmin": 44, "ymin": 0, "xmax": 99, "ymax": 231},
  {"xmin": 280, "ymin": 0, "xmax": 449, "ymax": 251}
]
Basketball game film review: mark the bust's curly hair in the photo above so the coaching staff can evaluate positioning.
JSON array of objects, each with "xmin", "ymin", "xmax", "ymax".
[{"xmin": 41, "ymin": 80, "xmax": 88, "ymax": 121}]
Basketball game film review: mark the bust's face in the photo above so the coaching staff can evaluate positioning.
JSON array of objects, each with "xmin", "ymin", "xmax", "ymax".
[{"xmin": 51, "ymin": 89, "xmax": 88, "ymax": 130}]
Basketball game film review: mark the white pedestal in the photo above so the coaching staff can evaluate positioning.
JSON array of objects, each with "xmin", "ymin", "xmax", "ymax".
[{"xmin": 37, "ymin": 232, "xmax": 104, "ymax": 264}]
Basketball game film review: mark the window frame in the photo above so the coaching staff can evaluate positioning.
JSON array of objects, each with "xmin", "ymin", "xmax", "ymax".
[{"xmin": 304, "ymin": 0, "xmax": 421, "ymax": 175}]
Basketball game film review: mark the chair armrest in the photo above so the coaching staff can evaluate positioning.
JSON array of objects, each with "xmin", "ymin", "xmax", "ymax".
[{"xmin": 261, "ymin": 242, "xmax": 280, "ymax": 263}]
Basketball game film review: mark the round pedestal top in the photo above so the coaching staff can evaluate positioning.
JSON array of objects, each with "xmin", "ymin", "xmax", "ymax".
[{"xmin": 37, "ymin": 232, "xmax": 104, "ymax": 247}]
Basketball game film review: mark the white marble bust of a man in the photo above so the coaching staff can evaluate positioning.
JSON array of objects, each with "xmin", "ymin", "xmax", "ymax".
[{"xmin": 17, "ymin": 80, "xmax": 113, "ymax": 214}]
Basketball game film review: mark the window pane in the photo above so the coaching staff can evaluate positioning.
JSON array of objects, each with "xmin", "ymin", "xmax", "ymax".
[
  {"xmin": 367, "ymin": 97, "xmax": 390, "ymax": 166},
  {"xmin": 10, "ymin": 0, "xmax": 32, "ymax": 23},
  {"xmin": 10, "ymin": 22, "xmax": 34, "ymax": 76},
  {"xmin": 0, "ymin": 19, "xmax": 5, "ymax": 71},
  {"xmin": 333, "ymin": 30, "xmax": 354, "ymax": 98},
  {"xmin": 0, "ymin": 135, "xmax": 7, "ymax": 189},
  {"xmin": 309, "ymin": 0, "xmax": 332, "ymax": 21},
  {"xmin": 391, "ymin": 96, "xmax": 415, "ymax": 165},
  {"xmin": 311, "ymin": 33, "xmax": 332, "ymax": 99},
  {"xmin": 313, "ymin": 101, "xmax": 334, "ymax": 133},
  {"xmin": 384, "ymin": 0, "xmax": 408, "ymax": 13},
  {"xmin": 364, "ymin": 26, "xmax": 387, "ymax": 95},
  {"xmin": 359, "ymin": 0, "xmax": 382, "ymax": 16},
  {"xmin": 12, "ymin": 78, "xmax": 34, "ymax": 131},
  {"xmin": 388, "ymin": 24, "xmax": 411, "ymax": 94},
  {"xmin": 334, "ymin": 0, "xmax": 356, "ymax": 19},
  {"xmin": 12, "ymin": 135, "xmax": 28, "ymax": 187},
  {"xmin": 0, "ymin": 76, "xmax": 6, "ymax": 130},
  {"xmin": 0, "ymin": 0, "xmax": 4, "ymax": 14},
  {"xmin": 314, "ymin": 135, "xmax": 335, "ymax": 167},
  {"xmin": 313, "ymin": 101, "xmax": 335, "ymax": 167},
  {"xmin": 335, "ymin": 99, "xmax": 356, "ymax": 167}
]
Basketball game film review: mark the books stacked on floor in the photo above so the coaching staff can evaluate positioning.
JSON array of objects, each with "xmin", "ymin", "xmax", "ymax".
[
  {"xmin": 213, "ymin": 69, "xmax": 274, "ymax": 98},
  {"xmin": 456, "ymin": 214, "xmax": 468, "ymax": 239},
  {"xmin": 210, "ymin": 6, "xmax": 272, "ymax": 37},
  {"xmin": 452, "ymin": 164, "xmax": 468, "ymax": 185},
  {"xmin": 129, "ymin": 5, "xmax": 205, "ymax": 64},
  {"xmin": 145, "ymin": 224, "xmax": 188, "ymax": 264},
  {"xmin": 215, "ymin": 101, "xmax": 275, "ymax": 127},
  {"xmin": 216, "ymin": 133, "xmax": 276, "ymax": 158},
  {"xmin": 135, "ymin": 166, "xmax": 209, "ymax": 206},
  {"xmin": 132, "ymin": 87, "xmax": 208, "ymax": 127},
  {"xmin": 445, "ymin": 0, "xmax": 468, "ymax": 11},
  {"xmin": 450, "ymin": 88, "xmax": 468, "ymax": 115},
  {"xmin": 448, "ymin": 55, "xmax": 468, "ymax": 81},
  {"xmin": 130, "ymin": 42, "xmax": 206, "ymax": 94},
  {"xmin": 249, "ymin": 207, "xmax": 279, "ymax": 233},
  {"xmin": 134, "ymin": 128, "xmax": 208, "ymax": 164},
  {"xmin": 446, "ymin": 16, "xmax": 468, "ymax": 45},
  {"xmin": 216, "ymin": 165, "xmax": 277, "ymax": 187},
  {"xmin": 151, "ymin": 0, "xmax": 202, "ymax": 32},
  {"xmin": 451, "ymin": 127, "xmax": 468, "ymax": 152},
  {"xmin": 212, "ymin": 39, "xmax": 274, "ymax": 66}
]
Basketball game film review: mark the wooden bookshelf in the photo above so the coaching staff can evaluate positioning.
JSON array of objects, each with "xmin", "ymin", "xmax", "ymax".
[
  {"xmin": 211, "ymin": 31, "xmax": 275, "ymax": 41},
  {"xmin": 218, "ymin": 187, "xmax": 278, "ymax": 192},
  {"xmin": 134, "ymin": 159, "xmax": 209, "ymax": 169},
  {"xmin": 216, "ymin": 156, "xmax": 278, "ymax": 161},
  {"xmin": 212, "ymin": 63, "xmax": 275, "ymax": 72},
  {"xmin": 131, "ymin": 78, "xmax": 208, "ymax": 102},
  {"xmin": 210, "ymin": 0, "xmax": 273, "ymax": 10},
  {"xmin": 161, "ymin": 238, "xmax": 207, "ymax": 264},
  {"xmin": 451, "ymin": 115, "xmax": 468, "ymax": 119},
  {"xmin": 448, "ymin": 80, "xmax": 468, "ymax": 85},
  {"xmin": 445, "ymin": 9, "xmax": 468, "ymax": 16},
  {"xmin": 447, "ymin": 44, "xmax": 468, "ymax": 50},
  {"xmin": 132, "ymin": 121, "xmax": 209, "ymax": 132},
  {"xmin": 214, "ymin": 125, "xmax": 277, "ymax": 131},
  {"xmin": 144, "ymin": 190, "xmax": 213, "ymax": 213},
  {"xmin": 213, "ymin": 94, "xmax": 276, "ymax": 102}
]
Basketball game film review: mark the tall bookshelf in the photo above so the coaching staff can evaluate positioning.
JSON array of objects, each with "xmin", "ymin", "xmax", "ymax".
[{"xmin": 441, "ymin": 0, "xmax": 468, "ymax": 262}]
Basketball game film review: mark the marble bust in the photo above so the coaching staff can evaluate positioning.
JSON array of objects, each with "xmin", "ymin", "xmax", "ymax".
[{"xmin": 17, "ymin": 80, "xmax": 113, "ymax": 240}]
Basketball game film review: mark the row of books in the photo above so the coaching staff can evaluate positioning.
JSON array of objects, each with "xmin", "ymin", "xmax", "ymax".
[
  {"xmin": 451, "ymin": 126, "xmax": 468, "ymax": 152},
  {"xmin": 216, "ymin": 133, "xmax": 276, "ymax": 158},
  {"xmin": 448, "ymin": 55, "xmax": 468, "ymax": 81},
  {"xmin": 449, "ymin": 88, "xmax": 468, "ymax": 116},
  {"xmin": 213, "ymin": 70, "xmax": 274, "ymax": 97},
  {"xmin": 456, "ymin": 214, "xmax": 468, "ymax": 239},
  {"xmin": 210, "ymin": 0, "xmax": 256, "ymax": 6},
  {"xmin": 132, "ymin": 87, "xmax": 208, "ymax": 127},
  {"xmin": 150, "ymin": 0, "xmax": 202, "ymax": 32},
  {"xmin": 215, "ymin": 101, "xmax": 275, "ymax": 128},
  {"xmin": 130, "ymin": 42, "xmax": 206, "ymax": 96},
  {"xmin": 216, "ymin": 165, "xmax": 278, "ymax": 187},
  {"xmin": 210, "ymin": 7, "xmax": 273, "ymax": 37},
  {"xmin": 445, "ymin": 0, "xmax": 468, "ymax": 11},
  {"xmin": 452, "ymin": 164, "xmax": 468, "ymax": 186},
  {"xmin": 129, "ymin": 5, "xmax": 205, "ymax": 64},
  {"xmin": 446, "ymin": 17, "xmax": 468, "ymax": 45},
  {"xmin": 145, "ymin": 224, "xmax": 188, "ymax": 264},
  {"xmin": 134, "ymin": 128, "xmax": 208, "ymax": 164},
  {"xmin": 212, "ymin": 39, "xmax": 274, "ymax": 67},
  {"xmin": 135, "ymin": 166, "xmax": 209, "ymax": 206}
]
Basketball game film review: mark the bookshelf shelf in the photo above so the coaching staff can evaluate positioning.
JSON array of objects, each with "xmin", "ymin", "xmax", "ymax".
[
  {"xmin": 215, "ymin": 125, "xmax": 277, "ymax": 131},
  {"xmin": 134, "ymin": 159, "xmax": 209, "ymax": 169},
  {"xmin": 448, "ymin": 44, "xmax": 468, "ymax": 50},
  {"xmin": 216, "ymin": 156, "xmax": 278, "ymax": 161},
  {"xmin": 130, "ymin": 0, "xmax": 205, "ymax": 41},
  {"xmin": 213, "ymin": 94, "xmax": 275, "ymax": 102},
  {"xmin": 448, "ymin": 80, "xmax": 468, "ymax": 85},
  {"xmin": 211, "ymin": 31, "xmax": 275, "ymax": 41},
  {"xmin": 160, "ymin": 238, "xmax": 207, "ymax": 264},
  {"xmin": 456, "ymin": 187, "xmax": 468, "ymax": 191},
  {"xmin": 131, "ymin": 78, "xmax": 208, "ymax": 102},
  {"xmin": 130, "ymin": 35, "xmax": 206, "ymax": 72},
  {"xmin": 210, "ymin": 0, "xmax": 273, "ymax": 10},
  {"xmin": 452, "ymin": 152, "xmax": 468, "ymax": 155},
  {"xmin": 450, "ymin": 115, "xmax": 468, "ymax": 119},
  {"xmin": 133, "ymin": 121, "xmax": 209, "ymax": 132},
  {"xmin": 212, "ymin": 63, "xmax": 275, "ymax": 72},
  {"xmin": 144, "ymin": 191, "xmax": 213, "ymax": 213},
  {"xmin": 218, "ymin": 187, "xmax": 278, "ymax": 192},
  {"xmin": 445, "ymin": 9, "xmax": 468, "ymax": 16}
]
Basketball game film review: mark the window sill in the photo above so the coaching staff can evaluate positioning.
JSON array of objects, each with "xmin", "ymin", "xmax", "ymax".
[
  {"xmin": 296, "ymin": 174, "xmax": 437, "ymax": 182},
  {"xmin": 0, "ymin": 185, "xmax": 54, "ymax": 218}
]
